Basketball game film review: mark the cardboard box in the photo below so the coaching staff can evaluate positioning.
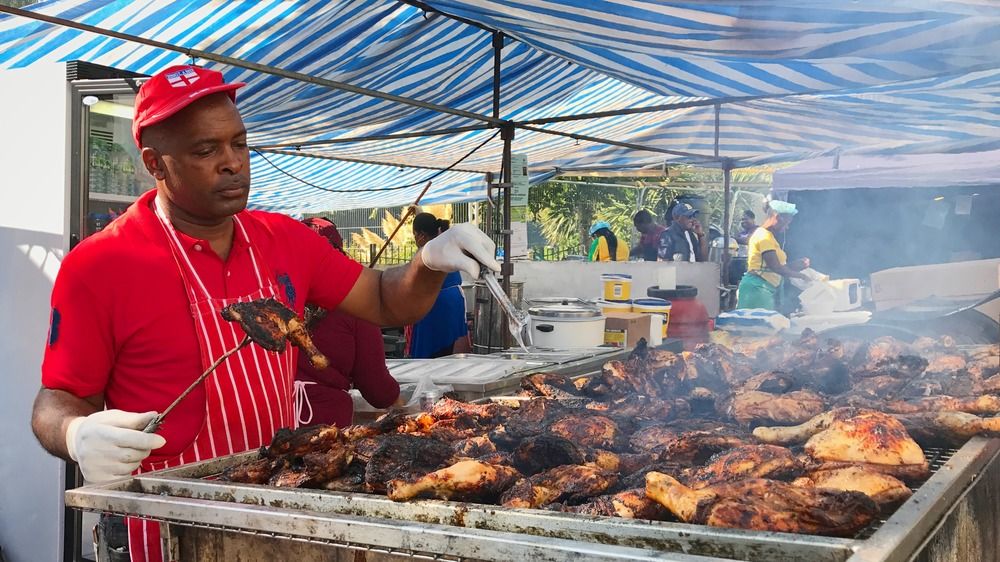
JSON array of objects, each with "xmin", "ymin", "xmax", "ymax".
[{"xmin": 604, "ymin": 312, "xmax": 652, "ymax": 349}]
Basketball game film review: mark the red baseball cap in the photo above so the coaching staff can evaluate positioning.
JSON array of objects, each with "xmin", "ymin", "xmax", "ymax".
[{"xmin": 132, "ymin": 64, "xmax": 245, "ymax": 147}]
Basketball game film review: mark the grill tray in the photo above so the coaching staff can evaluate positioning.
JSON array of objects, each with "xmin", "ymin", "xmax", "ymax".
[{"xmin": 66, "ymin": 438, "xmax": 999, "ymax": 562}]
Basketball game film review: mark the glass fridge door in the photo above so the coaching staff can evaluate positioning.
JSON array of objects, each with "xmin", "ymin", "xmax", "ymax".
[{"xmin": 82, "ymin": 91, "xmax": 152, "ymax": 238}]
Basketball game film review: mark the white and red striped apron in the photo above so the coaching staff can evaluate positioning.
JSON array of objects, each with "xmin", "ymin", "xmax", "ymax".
[{"xmin": 127, "ymin": 202, "xmax": 296, "ymax": 562}]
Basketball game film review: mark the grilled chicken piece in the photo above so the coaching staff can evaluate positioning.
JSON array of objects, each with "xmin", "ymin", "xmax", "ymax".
[
  {"xmin": 363, "ymin": 434, "xmax": 454, "ymax": 493},
  {"xmin": 268, "ymin": 446, "xmax": 353, "ymax": 488},
  {"xmin": 726, "ymin": 390, "xmax": 826, "ymax": 426},
  {"xmin": 793, "ymin": 466, "xmax": 911, "ymax": 509},
  {"xmin": 221, "ymin": 298, "xmax": 328, "ymax": 369},
  {"xmin": 924, "ymin": 354, "xmax": 967, "ymax": 374},
  {"xmin": 629, "ymin": 424, "xmax": 678, "ymax": 453},
  {"xmin": 500, "ymin": 464, "xmax": 618, "ymax": 508},
  {"xmin": 584, "ymin": 449, "xmax": 661, "ymax": 475},
  {"xmin": 387, "ymin": 460, "xmax": 520, "ymax": 502},
  {"xmin": 740, "ymin": 371, "xmax": 798, "ymax": 394},
  {"xmin": 220, "ymin": 455, "xmax": 278, "ymax": 484},
  {"xmin": 645, "ymin": 473, "xmax": 878, "ymax": 537},
  {"xmin": 520, "ymin": 373, "xmax": 582, "ymax": 399},
  {"xmin": 693, "ymin": 342, "xmax": 756, "ymax": 386},
  {"xmin": 429, "ymin": 397, "xmax": 510, "ymax": 423},
  {"xmin": 602, "ymin": 359, "xmax": 664, "ymax": 398},
  {"xmin": 512, "ymin": 434, "xmax": 584, "ymax": 475},
  {"xmin": 683, "ymin": 445, "xmax": 804, "ymax": 489},
  {"xmin": 894, "ymin": 411, "xmax": 1000, "ymax": 447},
  {"xmin": 452, "ymin": 435, "xmax": 497, "ymax": 458},
  {"xmin": 753, "ymin": 408, "xmax": 929, "ymax": 480},
  {"xmin": 571, "ymin": 488, "xmax": 670, "ymax": 520},
  {"xmin": 881, "ymin": 395, "xmax": 1000, "ymax": 416},
  {"xmin": 266, "ymin": 425, "xmax": 343, "ymax": 457},
  {"xmin": 756, "ymin": 409, "xmax": 929, "ymax": 481},
  {"xmin": 589, "ymin": 396, "xmax": 690, "ymax": 423},
  {"xmin": 661, "ymin": 432, "xmax": 746, "ymax": 465},
  {"xmin": 753, "ymin": 407, "xmax": 864, "ymax": 445},
  {"xmin": 548, "ymin": 414, "xmax": 620, "ymax": 450}
]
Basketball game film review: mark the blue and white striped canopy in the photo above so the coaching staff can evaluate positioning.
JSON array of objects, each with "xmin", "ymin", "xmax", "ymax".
[{"xmin": 1, "ymin": 0, "xmax": 998, "ymax": 211}]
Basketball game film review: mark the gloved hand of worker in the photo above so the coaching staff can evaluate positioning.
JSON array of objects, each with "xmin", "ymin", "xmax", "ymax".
[
  {"xmin": 421, "ymin": 223, "xmax": 500, "ymax": 279},
  {"xmin": 66, "ymin": 410, "xmax": 166, "ymax": 483}
]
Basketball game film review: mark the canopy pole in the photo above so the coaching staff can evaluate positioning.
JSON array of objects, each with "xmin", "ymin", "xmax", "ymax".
[
  {"xmin": 252, "ymin": 148, "xmax": 482, "ymax": 174},
  {"xmin": 500, "ymin": 125, "xmax": 515, "ymax": 349},
  {"xmin": 254, "ymin": 124, "xmax": 491, "ymax": 150},
  {"xmin": 0, "ymin": 4, "xmax": 505, "ymax": 126},
  {"xmin": 722, "ymin": 159, "xmax": 733, "ymax": 288},
  {"xmin": 714, "ymin": 104, "xmax": 721, "ymax": 158},
  {"xmin": 492, "ymin": 32, "xmax": 503, "ymax": 120}
]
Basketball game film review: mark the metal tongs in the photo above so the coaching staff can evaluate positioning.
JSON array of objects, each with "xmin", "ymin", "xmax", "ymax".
[{"xmin": 480, "ymin": 269, "xmax": 532, "ymax": 352}]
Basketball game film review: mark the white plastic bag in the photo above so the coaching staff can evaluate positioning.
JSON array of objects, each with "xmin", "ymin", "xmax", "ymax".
[{"xmin": 402, "ymin": 375, "xmax": 454, "ymax": 411}]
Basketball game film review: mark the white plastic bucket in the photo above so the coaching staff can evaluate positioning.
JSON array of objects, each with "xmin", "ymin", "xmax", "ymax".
[
  {"xmin": 596, "ymin": 299, "xmax": 632, "ymax": 316},
  {"xmin": 601, "ymin": 274, "xmax": 632, "ymax": 301}
]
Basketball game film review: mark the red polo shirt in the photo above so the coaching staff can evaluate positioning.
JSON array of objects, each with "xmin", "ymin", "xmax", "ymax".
[{"xmin": 42, "ymin": 189, "xmax": 362, "ymax": 458}]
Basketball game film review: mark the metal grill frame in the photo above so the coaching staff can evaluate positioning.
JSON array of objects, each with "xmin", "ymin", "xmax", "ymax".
[{"xmin": 65, "ymin": 438, "xmax": 1000, "ymax": 562}]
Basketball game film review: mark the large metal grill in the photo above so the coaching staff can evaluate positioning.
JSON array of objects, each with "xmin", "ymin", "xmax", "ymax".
[{"xmin": 65, "ymin": 437, "xmax": 1000, "ymax": 562}]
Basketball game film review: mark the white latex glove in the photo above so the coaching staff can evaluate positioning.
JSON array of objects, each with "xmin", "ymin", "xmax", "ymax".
[
  {"xmin": 66, "ymin": 410, "xmax": 166, "ymax": 483},
  {"xmin": 421, "ymin": 223, "xmax": 500, "ymax": 279}
]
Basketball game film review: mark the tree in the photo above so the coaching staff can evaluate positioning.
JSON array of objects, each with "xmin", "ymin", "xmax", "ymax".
[{"xmin": 527, "ymin": 165, "xmax": 775, "ymax": 253}]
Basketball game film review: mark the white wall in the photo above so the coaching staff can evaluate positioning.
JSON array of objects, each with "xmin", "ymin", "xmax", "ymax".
[
  {"xmin": 509, "ymin": 260, "xmax": 722, "ymax": 317},
  {"xmin": 0, "ymin": 63, "xmax": 70, "ymax": 562}
]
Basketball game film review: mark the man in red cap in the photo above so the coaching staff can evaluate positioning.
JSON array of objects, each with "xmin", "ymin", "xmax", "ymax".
[{"xmin": 30, "ymin": 65, "xmax": 498, "ymax": 562}]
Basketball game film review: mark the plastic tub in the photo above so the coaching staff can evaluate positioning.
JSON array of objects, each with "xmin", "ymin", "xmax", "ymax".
[
  {"xmin": 596, "ymin": 299, "xmax": 632, "ymax": 316},
  {"xmin": 632, "ymin": 297, "xmax": 672, "ymax": 338},
  {"xmin": 601, "ymin": 274, "xmax": 632, "ymax": 301}
]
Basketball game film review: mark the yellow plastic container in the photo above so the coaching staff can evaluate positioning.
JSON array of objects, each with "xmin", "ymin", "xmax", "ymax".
[
  {"xmin": 601, "ymin": 274, "xmax": 632, "ymax": 301},
  {"xmin": 596, "ymin": 299, "xmax": 632, "ymax": 316},
  {"xmin": 632, "ymin": 298, "xmax": 672, "ymax": 338}
]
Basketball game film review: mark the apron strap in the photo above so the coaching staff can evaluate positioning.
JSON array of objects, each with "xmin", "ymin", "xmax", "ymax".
[{"xmin": 294, "ymin": 380, "xmax": 317, "ymax": 428}]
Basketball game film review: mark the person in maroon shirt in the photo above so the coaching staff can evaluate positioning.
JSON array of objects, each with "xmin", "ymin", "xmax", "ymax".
[
  {"xmin": 630, "ymin": 209, "xmax": 666, "ymax": 261},
  {"xmin": 297, "ymin": 218, "xmax": 399, "ymax": 427}
]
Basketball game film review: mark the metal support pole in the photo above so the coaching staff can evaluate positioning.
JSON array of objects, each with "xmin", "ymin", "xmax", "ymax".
[
  {"xmin": 492, "ymin": 32, "xmax": 503, "ymax": 120},
  {"xmin": 714, "ymin": 104, "xmax": 721, "ymax": 158},
  {"xmin": 721, "ymin": 161, "xmax": 733, "ymax": 287},
  {"xmin": 500, "ymin": 125, "xmax": 515, "ymax": 348},
  {"xmin": 500, "ymin": 127, "xmax": 514, "ymax": 290}
]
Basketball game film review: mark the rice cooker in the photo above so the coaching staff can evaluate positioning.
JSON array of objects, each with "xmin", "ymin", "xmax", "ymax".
[{"xmin": 528, "ymin": 300, "xmax": 606, "ymax": 349}]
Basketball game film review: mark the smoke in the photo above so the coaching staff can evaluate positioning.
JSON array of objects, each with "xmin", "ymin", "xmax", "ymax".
[{"xmin": 783, "ymin": 187, "xmax": 1000, "ymax": 281}]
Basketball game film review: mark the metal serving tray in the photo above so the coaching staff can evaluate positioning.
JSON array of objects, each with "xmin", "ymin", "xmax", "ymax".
[{"xmin": 65, "ymin": 438, "xmax": 1000, "ymax": 562}]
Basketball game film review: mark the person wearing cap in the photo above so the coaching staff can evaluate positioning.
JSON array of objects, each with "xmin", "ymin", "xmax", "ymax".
[
  {"xmin": 296, "ymin": 217, "xmax": 400, "ymax": 427},
  {"xmin": 408, "ymin": 212, "xmax": 471, "ymax": 358},
  {"xmin": 587, "ymin": 221, "xmax": 628, "ymax": 262},
  {"xmin": 657, "ymin": 202, "xmax": 708, "ymax": 262},
  {"xmin": 629, "ymin": 209, "xmax": 666, "ymax": 261},
  {"xmin": 737, "ymin": 200, "xmax": 812, "ymax": 310},
  {"xmin": 29, "ymin": 65, "xmax": 498, "ymax": 562}
]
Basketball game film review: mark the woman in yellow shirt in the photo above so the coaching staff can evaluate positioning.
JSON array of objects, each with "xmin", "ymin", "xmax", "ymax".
[
  {"xmin": 737, "ymin": 201, "xmax": 811, "ymax": 310},
  {"xmin": 588, "ymin": 221, "xmax": 629, "ymax": 262}
]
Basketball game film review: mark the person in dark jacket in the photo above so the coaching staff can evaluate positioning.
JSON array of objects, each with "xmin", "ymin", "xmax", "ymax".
[{"xmin": 658, "ymin": 202, "xmax": 708, "ymax": 262}]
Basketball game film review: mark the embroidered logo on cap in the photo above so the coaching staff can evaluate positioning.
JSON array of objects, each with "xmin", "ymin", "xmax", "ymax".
[{"xmin": 165, "ymin": 67, "xmax": 200, "ymax": 88}]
